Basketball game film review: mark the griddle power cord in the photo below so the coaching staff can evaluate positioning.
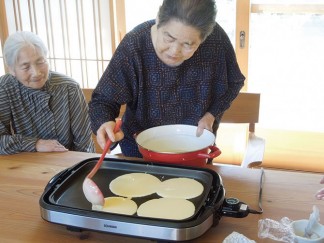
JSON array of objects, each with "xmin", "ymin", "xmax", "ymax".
[{"xmin": 248, "ymin": 168, "xmax": 265, "ymax": 215}]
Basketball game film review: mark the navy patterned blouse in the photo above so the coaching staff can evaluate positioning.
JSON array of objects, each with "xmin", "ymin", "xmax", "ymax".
[{"xmin": 89, "ymin": 20, "xmax": 245, "ymax": 157}]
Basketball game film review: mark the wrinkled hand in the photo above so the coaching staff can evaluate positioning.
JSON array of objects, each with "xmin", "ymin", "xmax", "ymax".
[
  {"xmin": 315, "ymin": 176, "xmax": 324, "ymax": 200},
  {"xmin": 96, "ymin": 120, "xmax": 124, "ymax": 150},
  {"xmin": 36, "ymin": 139, "xmax": 68, "ymax": 152},
  {"xmin": 196, "ymin": 112, "xmax": 215, "ymax": 137}
]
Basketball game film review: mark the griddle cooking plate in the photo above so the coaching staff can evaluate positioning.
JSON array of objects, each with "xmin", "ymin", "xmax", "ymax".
[{"xmin": 40, "ymin": 157, "xmax": 225, "ymax": 241}]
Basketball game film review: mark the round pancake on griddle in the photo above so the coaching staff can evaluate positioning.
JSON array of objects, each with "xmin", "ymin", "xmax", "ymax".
[
  {"xmin": 137, "ymin": 198, "xmax": 195, "ymax": 220},
  {"xmin": 92, "ymin": 197, "xmax": 137, "ymax": 215},
  {"xmin": 156, "ymin": 177, "xmax": 203, "ymax": 199},
  {"xmin": 109, "ymin": 173, "xmax": 161, "ymax": 198}
]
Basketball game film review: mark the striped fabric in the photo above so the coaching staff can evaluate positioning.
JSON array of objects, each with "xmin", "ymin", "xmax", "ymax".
[{"xmin": 0, "ymin": 71, "xmax": 95, "ymax": 154}]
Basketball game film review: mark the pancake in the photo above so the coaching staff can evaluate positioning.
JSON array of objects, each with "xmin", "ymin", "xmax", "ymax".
[
  {"xmin": 92, "ymin": 197, "xmax": 137, "ymax": 215},
  {"xmin": 109, "ymin": 173, "xmax": 161, "ymax": 198},
  {"xmin": 137, "ymin": 198, "xmax": 195, "ymax": 220},
  {"xmin": 156, "ymin": 177, "xmax": 204, "ymax": 199}
]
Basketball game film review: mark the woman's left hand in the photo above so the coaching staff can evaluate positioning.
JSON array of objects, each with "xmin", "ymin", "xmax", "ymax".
[
  {"xmin": 196, "ymin": 112, "xmax": 215, "ymax": 137},
  {"xmin": 35, "ymin": 139, "xmax": 68, "ymax": 152}
]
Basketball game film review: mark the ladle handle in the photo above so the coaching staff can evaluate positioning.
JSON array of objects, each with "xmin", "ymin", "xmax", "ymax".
[{"xmin": 87, "ymin": 118, "xmax": 122, "ymax": 179}]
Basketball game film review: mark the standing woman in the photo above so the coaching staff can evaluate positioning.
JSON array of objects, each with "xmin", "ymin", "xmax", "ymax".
[
  {"xmin": 89, "ymin": 0, "xmax": 245, "ymax": 157},
  {"xmin": 0, "ymin": 31, "xmax": 95, "ymax": 154}
]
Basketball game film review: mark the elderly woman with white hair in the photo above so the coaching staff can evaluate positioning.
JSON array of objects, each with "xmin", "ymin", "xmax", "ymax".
[{"xmin": 0, "ymin": 31, "xmax": 95, "ymax": 154}]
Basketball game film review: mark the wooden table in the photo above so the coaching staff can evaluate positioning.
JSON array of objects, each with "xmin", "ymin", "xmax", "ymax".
[{"xmin": 1, "ymin": 151, "xmax": 323, "ymax": 243}]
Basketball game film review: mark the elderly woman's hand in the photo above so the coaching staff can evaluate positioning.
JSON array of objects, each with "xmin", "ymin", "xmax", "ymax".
[
  {"xmin": 96, "ymin": 121, "xmax": 124, "ymax": 151},
  {"xmin": 315, "ymin": 176, "xmax": 324, "ymax": 200},
  {"xmin": 36, "ymin": 139, "xmax": 68, "ymax": 152},
  {"xmin": 196, "ymin": 112, "xmax": 215, "ymax": 137}
]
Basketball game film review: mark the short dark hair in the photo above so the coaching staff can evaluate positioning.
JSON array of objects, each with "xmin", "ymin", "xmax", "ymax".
[{"xmin": 157, "ymin": 0, "xmax": 217, "ymax": 41}]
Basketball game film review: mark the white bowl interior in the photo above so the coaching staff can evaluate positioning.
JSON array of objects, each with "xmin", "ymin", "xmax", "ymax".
[
  {"xmin": 136, "ymin": 125, "xmax": 216, "ymax": 153},
  {"xmin": 292, "ymin": 219, "xmax": 324, "ymax": 243}
]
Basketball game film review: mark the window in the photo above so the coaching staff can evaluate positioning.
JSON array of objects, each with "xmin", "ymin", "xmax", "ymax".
[
  {"xmin": 249, "ymin": 3, "xmax": 324, "ymax": 132},
  {"xmin": 1, "ymin": 0, "xmax": 115, "ymax": 88},
  {"xmin": 125, "ymin": 0, "xmax": 162, "ymax": 32},
  {"xmin": 248, "ymin": 1, "xmax": 324, "ymax": 171},
  {"xmin": 215, "ymin": 0, "xmax": 236, "ymax": 46}
]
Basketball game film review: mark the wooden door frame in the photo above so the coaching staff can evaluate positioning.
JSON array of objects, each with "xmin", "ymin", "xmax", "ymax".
[
  {"xmin": 0, "ymin": 0, "xmax": 9, "ymax": 49},
  {"xmin": 0, "ymin": 0, "xmax": 9, "ymax": 73},
  {"xmin": 235, "ymin": 0, "xmax": 250, "ymax": 91}
]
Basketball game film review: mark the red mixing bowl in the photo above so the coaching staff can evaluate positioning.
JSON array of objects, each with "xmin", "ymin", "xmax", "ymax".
[{"xmin": 135, "ymin": 124, "xmax": 221, "ymax": 167}]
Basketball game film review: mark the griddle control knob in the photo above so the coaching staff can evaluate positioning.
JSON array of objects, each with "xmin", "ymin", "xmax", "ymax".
[
  {"xmin": 224, "ymin": 197, "xmax": 240, "ymax": 210},
  {"xmin": 221, "ymin": 197, "xmax": 249, "ymax": 218}
]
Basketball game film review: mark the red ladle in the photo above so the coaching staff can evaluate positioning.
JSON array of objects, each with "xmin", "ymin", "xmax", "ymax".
[{"xmin": 82, "ymin": 119, "xmax": 122, "ymax": 206}]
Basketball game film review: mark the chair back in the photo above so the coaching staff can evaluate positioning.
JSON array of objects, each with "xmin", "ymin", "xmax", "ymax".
[
  {"xmin": 216, "ymin": 92, "xmax": 264, "ymax": 168},
  {"xmin": 221, "ymin": 92, "xmax": 260, "ymax": 133},
  {"xmin": 82, "ymin": 88, "xmax": 126, "ymax": 118},
  {"xmin": 82, "ymin": 88, "xmax": 93, "ymax": 106}
]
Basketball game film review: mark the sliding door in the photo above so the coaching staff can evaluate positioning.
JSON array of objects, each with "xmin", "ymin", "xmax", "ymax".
[{"xmin": 248, "ymin": 1, "xmax": 324, "ymax": 171}]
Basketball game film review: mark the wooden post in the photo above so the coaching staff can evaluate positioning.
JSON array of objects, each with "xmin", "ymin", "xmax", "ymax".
[{"xmin": 0, "ymin": 0, "xmax": 9, "ymax": 73}]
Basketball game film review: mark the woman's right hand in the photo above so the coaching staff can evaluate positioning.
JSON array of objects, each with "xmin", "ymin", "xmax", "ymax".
[
  {"xmin": 36, "ymin": 139, "xmax": 68, "ymax": 152},
  {"xmin": 315, "ymin": 176, "xmax": 324, "ymax": 200},
  {"xmin": 96, "ymin": 121, "xmax": 124, "ymax": 150}
]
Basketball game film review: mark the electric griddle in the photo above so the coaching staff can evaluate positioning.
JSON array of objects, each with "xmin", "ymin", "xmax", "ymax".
[{"xmin": 40, "ymin": 157, "xmax": 252, "ymax": 241}]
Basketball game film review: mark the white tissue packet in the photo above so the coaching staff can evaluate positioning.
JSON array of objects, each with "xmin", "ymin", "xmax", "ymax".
[
  {"xmin": 223, "ymin": 231, "xmax": 256, "ymax": 243},
  {"xmin": 258, "ymin": 217, "xmax": 295, "ymax": 242}
]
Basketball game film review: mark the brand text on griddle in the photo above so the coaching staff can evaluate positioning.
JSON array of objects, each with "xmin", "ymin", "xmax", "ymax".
[{"xmin": 104, "ymin": 224, "xmax": 117, "ymax": 229}]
